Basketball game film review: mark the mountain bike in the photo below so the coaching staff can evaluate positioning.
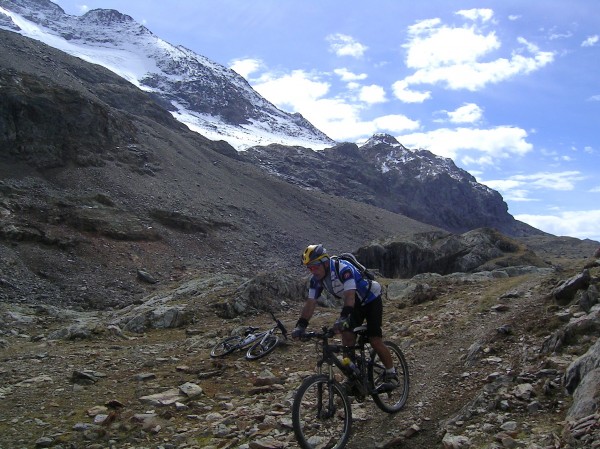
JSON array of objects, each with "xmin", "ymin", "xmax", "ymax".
[
  {"xmin": 210, "ymin": 311, "xmax": 288, "ymax": 360},
  {"xmin": 292, "ymin": 325, "xmax": 409, "ymax": 449}
]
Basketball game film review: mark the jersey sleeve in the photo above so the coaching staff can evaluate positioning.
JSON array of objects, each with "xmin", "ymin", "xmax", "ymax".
[
  {"xmin": 338, "ymin": 264, "xmax": 357, "ymax": 291},
  {"xmin": 308, "ymin": 275, "xmax": 323, "ymax": 300}
]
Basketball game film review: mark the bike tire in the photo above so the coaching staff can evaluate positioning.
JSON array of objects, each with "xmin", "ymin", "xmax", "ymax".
[
  {"xmin": 292, "ymin": 374, "xmax": 352, "ymax": 449},
  {"xmin": 210, "ymin": 336, "xmax": 243, "ymax": 358},
  {"xmin": 245, "ymin": 334, "xmax": 279, "ymax": 360},
  {"xmin": 368, "ymin": 340, "xmax": 410, "ymax": 413}
]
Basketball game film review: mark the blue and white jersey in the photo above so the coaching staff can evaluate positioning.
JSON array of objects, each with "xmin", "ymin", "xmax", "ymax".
[{"xmin": 308, "ymin": 258, "xmax": 381, "ymax": 305}]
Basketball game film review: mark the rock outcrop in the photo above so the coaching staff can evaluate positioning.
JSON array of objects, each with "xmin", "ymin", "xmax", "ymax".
[
  {"xmin": 355, "ymin": 228, "xmax": 549, "ymax": 279},
  {"xmin": 240, "ymin": 135, "xmax": 543, "ymax": 237}
]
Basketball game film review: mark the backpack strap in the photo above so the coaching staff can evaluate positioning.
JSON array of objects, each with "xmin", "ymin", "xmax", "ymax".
[{"xmin": 334, "ymin": 256, "xmax": 372, "ymax": 303}]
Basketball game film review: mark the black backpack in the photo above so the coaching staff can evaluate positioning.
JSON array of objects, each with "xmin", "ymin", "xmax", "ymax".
[{"xmin": 331, "ymin": 252, "xmax": 376, "ymax": 281}]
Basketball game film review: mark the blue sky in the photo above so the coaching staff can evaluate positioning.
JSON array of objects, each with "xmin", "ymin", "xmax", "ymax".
[{"xmin": 53, "ymin": 0, "xmax": 600, "ymax": 242}]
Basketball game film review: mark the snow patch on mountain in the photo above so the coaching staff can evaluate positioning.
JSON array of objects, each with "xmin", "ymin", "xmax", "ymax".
[
  {"xmin": 361, "ymin": 134, "xmax": 496, "ymax": 196},
  {"xmin": 174, "ymin": 106, "xmax": 332, "ymax": 151},
  {"xmin": 0, "ymin": 0, "xmax": 335, "ymax": 151}
]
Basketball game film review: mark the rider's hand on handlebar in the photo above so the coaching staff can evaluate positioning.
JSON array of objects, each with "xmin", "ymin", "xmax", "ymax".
[
  {"xmin": 291, "ymin": 325, "xmax": 307, "ymax": 339},
  {"xmin": 333, "ymin": 315, "xmax": 351, "ymax": 334}
]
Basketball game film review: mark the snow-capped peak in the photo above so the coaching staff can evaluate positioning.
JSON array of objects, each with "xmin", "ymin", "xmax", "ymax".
[
  {"xmin": 363, "ymin": 133, "xmax": 407, "ymax": 149},
  {"xmin": 0, "ymin": 0, "xmax": 335, "ymax": 150}
]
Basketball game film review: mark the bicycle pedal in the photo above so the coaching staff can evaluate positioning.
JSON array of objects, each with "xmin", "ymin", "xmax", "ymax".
[
  {"xmin": 353, "ymin": 393, "xmax": 366, "ymax": 403},
  {"xmin": 376, "ymin": 383, "xmax": 396, "ymax": 393}
]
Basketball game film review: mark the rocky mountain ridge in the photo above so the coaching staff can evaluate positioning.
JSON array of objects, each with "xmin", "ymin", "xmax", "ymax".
[
  {"xmin": 0, "ymin": 0, "xmax": 334, "ymax": 149},
  {"xmin": 240, "ymin": 136, "xmax": 541, "ymax": 236}
]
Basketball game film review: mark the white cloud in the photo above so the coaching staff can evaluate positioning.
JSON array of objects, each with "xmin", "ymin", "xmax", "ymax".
[
  {"xmin": 455, "ymin": 8, "xmax": 494, "ymax": 22},
  {"xmin": 549, "ymin": 31, "xmax": 573, "ymax": 41},
  {"xmin": 229, "ymin": 58, "xmax": 262, "ymax": 79},
  {"xmin": 446, "ymin": 103, "xmax": 483, "ymax": 124},
  {"xmin": 372, "ymin": 115, "xmax": 420, "ymax": 133},
  {"xmin": 396, "ymin": 126, "xmax": 532, "ymax": 163},
  {"xmin": 502, "ymin": 190, "xmax": 539, "ymax": 202},
  {"xmin": 590, "ymin": 186, "xmax": 600, "ymax": 193},
  {"xmin": 407, "ymin": 18, "xmax": 442, "ymax": 35},
  {"xmin": 461, "ymin": 154, "xmax": 495, "ymax": 166},
  {"xmin": 359, "ymin": 84, "xmax": 387, "ymax": 104},
  {"xmin": 326, "ymin": 33, "xmax": 368, "ymax": 58},
  {"xmin": 510, "ymin": 171, "xmax": 585, "ymax": 190},
  {"xmin": 483, "ymin": 171, "xmax": 586, "ymax": 202},
  {"xmin": 515, "ymin": 210, "xmax": 600, "ymax": 241},
  {"xmin": 253, "ymin": 69, "xmax": 329, "ymax": 104},
  {"xmin": 394, "ymin": 16, "xmax": 555, "ymax": 102},
  {"xmin": 405, "ymin": 24, "xmax": 500, "ymax": 69},
  {"xmin": 240, "ymin": 55, "xmax": 424, "ymax": 141},
  {"xmin": 334, "ymin": 68, "xmax": 368, "ymax": 82},
  {"xmin": 582, "ymin": 35, "xmax": 599, "ymax": 47},
  {"xmin": 320, "ymin": 110, "xmax": 418, "ymax": 142},
  {"xmin": 249, "ymin": 68, "xmax": 416, "ymax": 141},
  {"xmin": 391, "ymin": 79, "xmax": 431, "ymax": 103}
]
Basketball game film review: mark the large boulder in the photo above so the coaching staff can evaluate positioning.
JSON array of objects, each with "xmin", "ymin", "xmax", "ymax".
[
  {"xmin": 355, "ymin": 228, "xmax": 548, "ymax": 279},
  {"xmin": 565, "ymin": 338, "xmax": 600, "ymax": 394},
  {"xmin": 211, "ymin": 271, "xmax": 307, "ymax": 318},
  {"xmin": 552, "ymin": 270, "xmax": 591, "ymax": 306},
  {"xmin": 565, "ymin": 338, "xmax": 600, "ymax": 422}
]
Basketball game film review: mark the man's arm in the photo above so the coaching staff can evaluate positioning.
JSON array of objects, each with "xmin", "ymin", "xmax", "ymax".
[
  {"xmin": 335, "ymin": 290, "xmax": 356, "ymax": 336},
  {"xmin": 342, "ymin": 290, "xmax": 356, "ymax": 309},
  {"xmin": 299, "ymin": 298, "xmax": 317, "ymax": 322},
  {"xmin": 292, "ymin": 298, "xmax": 317, "ymax": 338}
]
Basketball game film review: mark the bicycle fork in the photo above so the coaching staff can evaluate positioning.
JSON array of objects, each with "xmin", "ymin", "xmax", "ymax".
[
  {"xmin": 315, "ymin": 383, "xmax": 338, "ymax": 419},
  {"xmin": 314, "ymin": 363, "xmax": 338, "ymax": 419}
]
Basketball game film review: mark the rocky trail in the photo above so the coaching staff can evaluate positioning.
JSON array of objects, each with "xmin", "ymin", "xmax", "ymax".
[{"xmin": 1, "ymin": 251, "xmax": 599, "ymax": 449}]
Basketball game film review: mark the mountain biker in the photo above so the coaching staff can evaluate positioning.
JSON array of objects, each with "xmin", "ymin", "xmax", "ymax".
[{"xmin": 292, "ymin": 244, "xmax": 398, "ymax": 390}]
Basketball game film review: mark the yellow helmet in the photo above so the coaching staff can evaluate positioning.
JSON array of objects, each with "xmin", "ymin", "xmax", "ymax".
[{"xmin": 302, "ymin": 244, "xmax": 329, "ymax": 266}]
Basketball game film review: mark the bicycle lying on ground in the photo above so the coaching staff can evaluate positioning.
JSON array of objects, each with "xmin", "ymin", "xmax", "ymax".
[
  {"xmin": 292, "ymin": 325, "xmax": 409, "ymax": 449},
  {"xmin": 210, "ymin": 311, "xmax": 288, "ymax": 360}
]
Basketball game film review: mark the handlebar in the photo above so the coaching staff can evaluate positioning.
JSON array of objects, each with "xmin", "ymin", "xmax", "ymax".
[
  {"xmin": 300, "ymin": 326, "xmax": 335, "ymax": 341},
  {"xmin": 268, "ymin": 310, "xmax": 288, "ymax": 339},
  {"xmin": 277, "ymin": 319, "xmax": 288, "ymax": 339}
]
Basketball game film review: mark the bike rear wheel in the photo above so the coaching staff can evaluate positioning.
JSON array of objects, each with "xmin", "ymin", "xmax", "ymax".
[
  {"xmin": 292, "ymin": 374, "xmax": 352, "ymax": 449},
  {"xmin": 246, "ymin": 334, "xmax": 279, "ymax": 360},
  {"xmin": 369, "ymin": 340, "xmax": 409, "ymax": 413},
  {"xmin": 210, "ymin": 336, "xmax": 243, "ymax": 358}
]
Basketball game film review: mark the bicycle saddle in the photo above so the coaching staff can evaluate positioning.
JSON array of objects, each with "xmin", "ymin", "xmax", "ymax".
[{"xmin": 353, "ymin": 325, "xmax": 368, "ymax": 335}]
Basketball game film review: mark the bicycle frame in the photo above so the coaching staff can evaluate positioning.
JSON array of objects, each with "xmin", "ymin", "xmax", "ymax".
[
  {"xmin": 245, "ymin": 311, "xmax": 288, "ymax": 360},
  {"xmin": 241, "ymin": 328, "xmax": 267, "ymax": 346},
  {"xmin": 210, "ymin": 311, "xmax": 288, "ymax": 359},
  {"xmin": 311, "ymin": 327, "xmax": 374, "ymax": 395},
  {"xmin": 293, "ymin": 325, "xmax": 409, "ymax": 449}
]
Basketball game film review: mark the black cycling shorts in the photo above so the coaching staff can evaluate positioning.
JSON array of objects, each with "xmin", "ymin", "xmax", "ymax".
[{"xmin": 350, "ymin": 296, "xmax": 383, "ymax": 338}]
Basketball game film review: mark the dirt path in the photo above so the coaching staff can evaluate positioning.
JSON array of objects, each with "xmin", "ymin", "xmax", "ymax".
[
  {"xmin": 346, "ymin": 274, "xmax": 559, "ymax": 448},
  {"xmin": 0, "ymin": 265, "xmax": 584, "ymax": 448}
]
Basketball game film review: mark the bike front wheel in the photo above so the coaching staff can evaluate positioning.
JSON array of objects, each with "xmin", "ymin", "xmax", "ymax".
[
  {"xmin": 246, "ymin": 334, "xmax": 279, "ymax": 360},
  {"xmin": 292, "ymin": 374, "xmax": 352, "ymax": 449},
  {"xmin": 369, "ymin": 340, "xmax": 410, "ymax": 413},
  {"xmin": 210, "ymin": 336, "xmax": 243, "ymax": 358}
]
